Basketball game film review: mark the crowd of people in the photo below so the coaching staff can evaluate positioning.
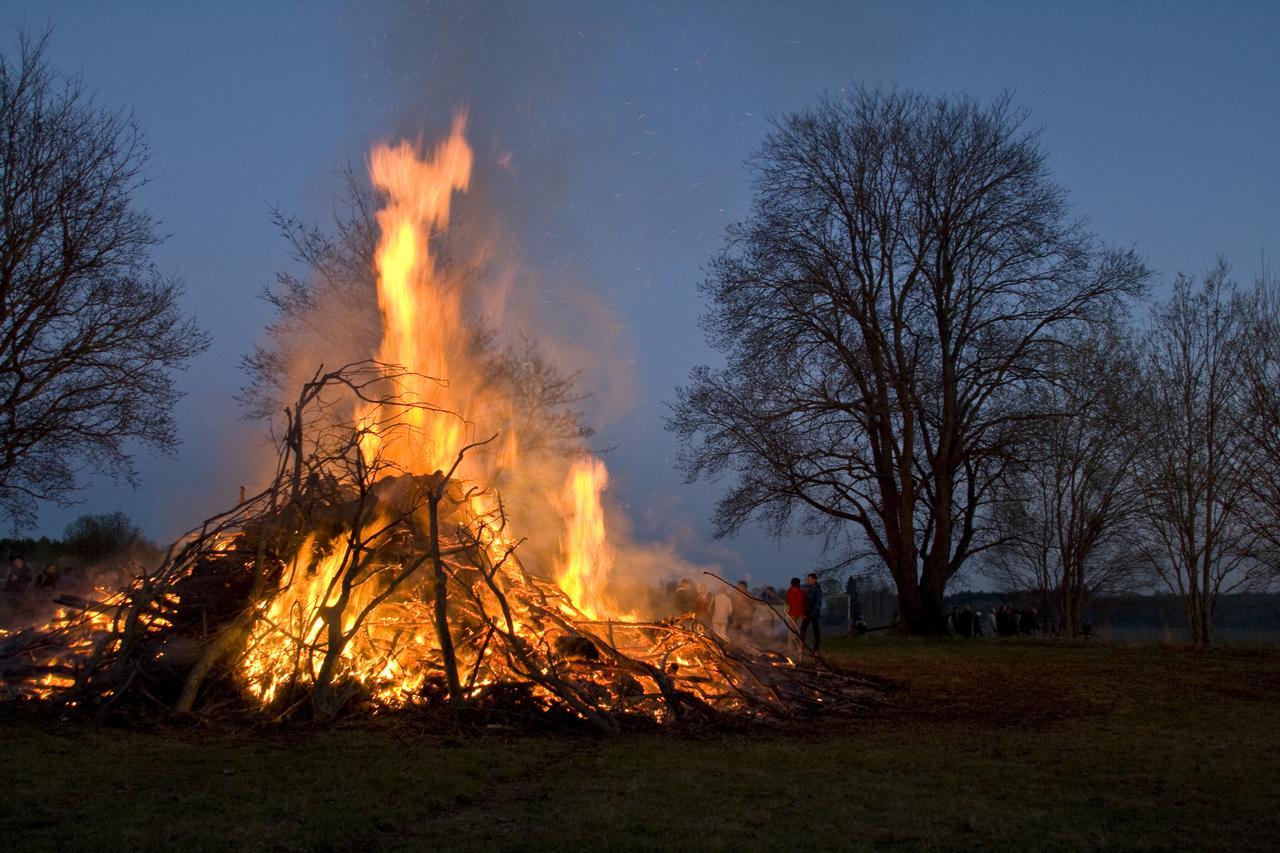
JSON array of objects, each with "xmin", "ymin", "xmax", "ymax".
[
  {"xmin": 3, "ymin": 556, "xmax": 62, "ymax": 594},
  {"xmin": 658, "ymin": 573, "xmax": 826, "ymax": 656},
  {"xmin": 2, "ymin": 555, "xmax": 68, "ymax": 620},
  {"xmin": 947, "ymin": 604, "xmax": 1043, "ymax": 638},
  {"xmin": 656, "ymin": 574, "xmax": 1051, "ymax": 649}
]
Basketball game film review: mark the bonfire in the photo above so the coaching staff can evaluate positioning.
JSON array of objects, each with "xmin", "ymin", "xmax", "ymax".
[{"xmin": 0, "ymin": 120, "xmax": 883, "ymax": 730}]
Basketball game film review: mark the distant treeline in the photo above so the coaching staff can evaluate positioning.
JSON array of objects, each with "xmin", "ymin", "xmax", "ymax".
[
  {"xmin": 2, "ymin": 511, "xmax": 159, "ymax": 571},
  {"xmin": 942, "ymin": 589, "xmax": 1280, "ymax": 641}
]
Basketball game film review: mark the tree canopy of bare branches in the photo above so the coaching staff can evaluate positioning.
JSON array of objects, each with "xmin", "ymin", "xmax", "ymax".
[
  {"xmin": 1235, "ymin": 267, "xmax": 1280, "ymax": 576},
  {"xmin": 0, "ymin": 32, "xmax": 208, "ymax": 526},
  {"xmin": 986, "ymin": 327, "xmax": 1147, "ymax": 635},
  {"xmin": 669, "ymin": 89, "xmax": 1147, "ymax": 635},
  {"xmin": 1133, "ymin": 261, "xmax": 1273, "ymax": 643}
]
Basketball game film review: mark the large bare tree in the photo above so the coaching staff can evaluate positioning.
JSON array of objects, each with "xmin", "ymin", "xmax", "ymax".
[
  {"xmin": 1235, "ymin": 268, "xmax": 1280, "ymax": 576},
  {"xmin": 669, "ymin": 89, "xmax": 1147, "ymax": 634},
  {"xmin": 985, "ymin": 327, "xmax": 1146, "ymax": 635},
  {"xmin": 0, "ymin": 33, "xmax": 207, "ymax": 526},
  {"xmin": 1135, "ymin": 262, "xmax": 1272, "ymax": 643}
]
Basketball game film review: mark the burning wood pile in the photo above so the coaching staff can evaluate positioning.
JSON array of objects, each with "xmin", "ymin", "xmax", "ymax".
[
  {"xmin": 0, "ymin": 120, "xmax": 884, "ymax": 730},
  {"xmin": 0, "ymin": 366, "xmax": 883, "ymax": 730}
]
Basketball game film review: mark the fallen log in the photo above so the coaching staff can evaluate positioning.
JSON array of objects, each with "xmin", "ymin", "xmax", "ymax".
[{"xmin": 53, "ymin": 594, "xmax": 114, "ymax": 614}]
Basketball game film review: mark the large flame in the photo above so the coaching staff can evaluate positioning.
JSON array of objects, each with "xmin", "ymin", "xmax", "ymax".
[
  {"xmin": 360, "ymin": 115, "xmax": 474, "ymax": 475},
  {"xmin": 229, "ymin": 118, "xmax": 632, "ymax": 706},
  {"xmin": 0, "ymin": 119, "xmax": 859, "ymax": 722},
  {"xmin": 554, "ymin": 457, "xmax": 620, "ymax": 620},
  {"xmin": 357, "ymin": 118, "xmax": 624, "ymax": 615}
]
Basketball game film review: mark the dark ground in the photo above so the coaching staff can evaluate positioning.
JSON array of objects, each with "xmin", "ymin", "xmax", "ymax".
[{"xmin": 2, "ymin": 638, "xmax": 1278, "ymax": 852}]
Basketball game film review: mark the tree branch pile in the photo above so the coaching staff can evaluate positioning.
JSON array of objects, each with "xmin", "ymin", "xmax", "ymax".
[{"xmin": 1, "ymin": 363, "xmax": 885, "ymax": 730}]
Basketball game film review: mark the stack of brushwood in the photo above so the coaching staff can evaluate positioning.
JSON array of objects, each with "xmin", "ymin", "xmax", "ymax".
[{"xmin": 0, "ymin": 363, "xmax": 887, "ymax": 730}]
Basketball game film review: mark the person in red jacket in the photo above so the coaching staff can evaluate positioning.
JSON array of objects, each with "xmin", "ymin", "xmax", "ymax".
[{"xmin": 785, "ymin": 577, "xmax": 805, "ymax": 656}]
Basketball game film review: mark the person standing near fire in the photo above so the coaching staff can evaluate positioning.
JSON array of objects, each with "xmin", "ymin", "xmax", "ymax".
[
  {"xmin": 694, "ymin": 583, "xmax": 711, "ymax": 624},
  {"xmin": 800, "ymin": 572, "xmax": 823, "ymax": 653},
  {"xmin": 710, "ymin": 585, "xmax": 734, "ymax": 640},
  {"xmin": 4, "ymin": 556, "xmax": 31, "ymax": 594},
  {"xmin": 731, "ymin": 580, "xmax": 755, "ymax": 640},
  {"xmin": 786, "ymin": 577, "xmax": 806, "ymax": 654}
]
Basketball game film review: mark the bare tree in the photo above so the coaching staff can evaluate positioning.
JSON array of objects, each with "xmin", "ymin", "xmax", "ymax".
[
  {"xmin": 669, "ymin": 89, "xmax": 1147, "ymax": 634},
  {"xmin": 0, "ymin": 32, "xmax": 208, "ymax": 526},
  {"xmin": 1133, "ymin": 261, "xmax": 1270, "ymax": 643},
  {"xmin": 985, "ymin": 327, "xmax": 1146, "ymax": 635},
  {"xmin": 1235, "ymin": 266, "xmax": 1280, "ymax": 577},
  {"xmin": 239, "ymin": 168, "xmax": 591, "ymax": 457}
]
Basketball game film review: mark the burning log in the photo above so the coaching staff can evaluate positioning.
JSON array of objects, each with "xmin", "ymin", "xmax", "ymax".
[{"xmin": 52, "ymin": 594, "xmax": 114, "ymax": 614}]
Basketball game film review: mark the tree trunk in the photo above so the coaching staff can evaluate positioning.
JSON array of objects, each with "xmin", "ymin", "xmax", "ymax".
[
  {"xmin": 1192, "ymin": 592, "xmax": 1213, "ymax": 645},
  {"xmin": 312, "ymin": 598, "xmax": 351, "ymax": 717},
  {"xmin": 917, "ymin": 566, "xmax": 950, "ymax": 636},
  {"xmin": 896, "ymin": 556, "xmax": 949, "ymax": 636},
  {"xmin": 1059, "ymin": 560, "xmax": 1086, "ymax": 638}
]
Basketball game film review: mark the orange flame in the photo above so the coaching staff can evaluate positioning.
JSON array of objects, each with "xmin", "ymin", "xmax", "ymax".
[
  {"xmin": 241, "ymin": 530, "xmax": 431, "ymax": 705},
  {"xmin": 1, "ymin": 119, "xmax": 807, "ymax": 720},
  {"xmin": 238, "ymin": 119, "xmax": 631, "ymax": 706},
  {"xmin": 554, "ymin": 457, "xmax": 623, "ymax": 620},
  {"xmin": 361, "ymin": 114, "xmax": 473, "ymax": 474}
]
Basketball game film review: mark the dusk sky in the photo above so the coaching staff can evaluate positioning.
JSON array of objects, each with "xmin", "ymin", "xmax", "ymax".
[{"xmin": 5, "ymin": 1, "xmax": 1279, "ymax": 586}]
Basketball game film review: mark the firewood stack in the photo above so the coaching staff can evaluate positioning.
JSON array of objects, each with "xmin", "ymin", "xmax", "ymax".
[{"xmin": 0, "ymin": 364, "xmax": 886, "ymax": 730}]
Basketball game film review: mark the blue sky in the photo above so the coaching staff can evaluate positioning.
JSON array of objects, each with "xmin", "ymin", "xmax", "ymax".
[{"xmin": 4, "ymin": 1, "xmax": 1278, "ymax": 585}]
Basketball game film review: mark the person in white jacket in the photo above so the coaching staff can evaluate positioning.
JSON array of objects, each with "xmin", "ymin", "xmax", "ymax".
[{"xmin": 710, "ymin": 588, "xmax": 734, "ymax": 640}]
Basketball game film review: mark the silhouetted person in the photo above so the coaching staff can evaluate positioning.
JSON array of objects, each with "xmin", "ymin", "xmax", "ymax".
[
  {"xmin": 34, "ymin": 563, "xmax": 58, "ymax": 589},
  {"xmin": 801, "ymin": 572, "xmax": 823, "ymax": 653},
  {"xmin": 957, "ymin": 607, "xmax": 974, "ymax": 638},
  {"xmin": 672, "ymin": 578, "xmax": 695, "ymax": 615},
  {"xmin": 732, "ymin": 580, "xmax": 755, "ymax": 638},
  {"xmin": 4, "ymin": 557, "xmax": 31, "ymax": 594},
  {"xmin": 757, "ymin": 585, "xmax": 781, "ymax": 639},
  {"xmin": 996, "ymin": 606, "xmax": 1015, "ymax": 637},
  {"xmin": 1020, "ymin": 608, "xmax": 1040, "ymax": 636}
]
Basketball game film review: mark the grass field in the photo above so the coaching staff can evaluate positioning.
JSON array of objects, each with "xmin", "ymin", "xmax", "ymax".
[{"xmin": 3, "ymin": 638, "xmax": 1278, "ymax": 852}]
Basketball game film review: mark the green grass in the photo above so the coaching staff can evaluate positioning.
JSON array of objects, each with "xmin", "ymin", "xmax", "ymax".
[{"xmin": 3, "ymin": 639, "xmax": 1278, "ymax": 851}]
